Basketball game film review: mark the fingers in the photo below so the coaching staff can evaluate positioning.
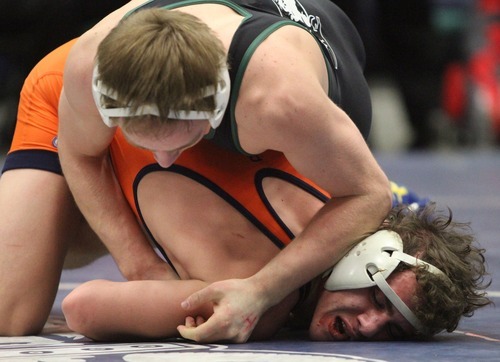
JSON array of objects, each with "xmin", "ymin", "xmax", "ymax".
[
  {"xmin": 178, "ymin": 285, "xmax": 223, "ymax": 342},
  {"xmin": 183, "ymin": 316, "xmax": 196, "ymax": 328},
  {"xmin": 196, "ymin": 316, "xmax": 206, "ymax": 326},
  {"xmin": 177, "ymin": 314, "xmax": 250, "ymax": 343},
  {"xmin": 183, "ymin": 315, "xmax": 206, "ymax": 328},
  {"xmin": 177, "ymin": 319, "xmax": 218, "ymax": 342},
  {"xmin": 177, "ymin": 280, "xmax": 259, "ymax": 343},
  {"xmin": 181, "ymin": 285, "xmax": 220, "ymax": 311},
  {"xmin": 178, "ymin": 314, "xmax": 221, "ymax": 342}
]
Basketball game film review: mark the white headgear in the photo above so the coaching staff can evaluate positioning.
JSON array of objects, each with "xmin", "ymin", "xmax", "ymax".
[
  {"xmin": 91, "ymin": 63, "xmax": 230, "ymax": 129},
  {"xmin": 324, "ymin": 230, "xmax": 449, "ymax": 334}
]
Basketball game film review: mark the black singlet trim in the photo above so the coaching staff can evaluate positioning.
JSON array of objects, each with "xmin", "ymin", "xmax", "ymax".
[
  {"xmin": 132, "ymin": 163, "xmax": 288, "ymax": 270},
  {"xmin": 229, "ymin": 20, "xmax": 300, "ymax": 156},
  {"xmin": 127, "ymin": 0, "xmax": 251, "ymax": 17},
  {"xmin": 1, "ymin": 149, "xmax": 62, "ymax": 175},
  {"xmin": 132, "ymin": 165, "xmax": 179, "ymax": 274},
  {"xmin": 255, "ymin": 168, "xmax": 330, "ymax": 240},
  {"xmin": 227, "ymin": 16, "xmax": 340, "ymax": 155}
]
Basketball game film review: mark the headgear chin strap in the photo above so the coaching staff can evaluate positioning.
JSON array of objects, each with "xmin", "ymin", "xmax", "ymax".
[
  {"xmin": 91, "ymin": 63, "xmax": 230, "ymax": 129},
  {"xmin": 324, "ymin": 230, "xmax": 449, "ymax": 334}
]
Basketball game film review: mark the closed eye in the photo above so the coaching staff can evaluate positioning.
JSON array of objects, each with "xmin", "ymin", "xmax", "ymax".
[
  {"xmin": 387, "ymin": 323, "xmax": 407, "ymax": 340},
  {"xmin": 371, "ymin": 287, "xmax": 385, "ymax": 309},
  {"xmin": 372, "ymin": 288, "xmax": 409, "ymax": 340}
]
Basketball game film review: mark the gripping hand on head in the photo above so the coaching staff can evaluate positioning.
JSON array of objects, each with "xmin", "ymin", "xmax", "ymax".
[{"xmin": 177, "ymin": 278, "xmax": 269, "ymax": 343}]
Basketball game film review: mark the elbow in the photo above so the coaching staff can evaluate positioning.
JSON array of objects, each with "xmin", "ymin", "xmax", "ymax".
[
  {"xmin": 62, "ymin": 282, "xmax": 101, "ymax": 338},
  {"xmin": 370, "ymin": 176, "xmax": 393, "ymax": 221},
  {"xmin": 380, "ymin": 179, "xmax": 394, "ymax": 214}
]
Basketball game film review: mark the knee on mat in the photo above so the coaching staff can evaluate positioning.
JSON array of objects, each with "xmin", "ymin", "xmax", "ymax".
[{"xmin": 0, "ymin": 309, "xmax": 47, "ymax": 336}]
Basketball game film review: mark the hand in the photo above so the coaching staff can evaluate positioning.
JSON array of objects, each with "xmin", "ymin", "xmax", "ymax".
[{"xmin": 177, "ymin": 278, "xmax": 269, "ymax": 343}]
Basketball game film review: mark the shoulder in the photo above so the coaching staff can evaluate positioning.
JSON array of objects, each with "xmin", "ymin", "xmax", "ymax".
[
  {"xmin": 62, "ymin": 34, "xmax": 99, "ymax": 119},
  {"xmin": 241, "ymin": 23, "xmax": 330, "ymax": 115},
  {"xmin": 235, "ymin": 25, "xmax": 331, "ymax": 154}
]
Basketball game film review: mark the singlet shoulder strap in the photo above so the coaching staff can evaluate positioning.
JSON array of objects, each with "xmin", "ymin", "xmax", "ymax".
[{"xmin": 212, "ymin": 9, "xmax": 310, "ymax": 154}]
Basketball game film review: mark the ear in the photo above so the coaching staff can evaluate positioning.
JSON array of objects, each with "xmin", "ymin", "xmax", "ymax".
[{"xmin": 380, "ymin": 220, "xmax": 391, "ymax": 228}]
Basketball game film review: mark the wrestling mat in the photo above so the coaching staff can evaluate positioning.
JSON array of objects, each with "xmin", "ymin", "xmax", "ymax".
[{"xmin": 1, "ymin": 150, "xmax": 499, "ymax": 361}]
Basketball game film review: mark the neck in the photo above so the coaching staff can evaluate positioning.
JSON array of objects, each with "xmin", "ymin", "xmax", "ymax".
[{"xmin": 287, "ymin": 276, "xmax": 324, "ymax": 330}]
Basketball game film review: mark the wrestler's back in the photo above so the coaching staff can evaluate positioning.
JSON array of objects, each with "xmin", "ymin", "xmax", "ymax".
[
  {"xmin": 134, "ymin": 152, "xmax": 324, "ymax": 339},
  {"xmin": 134, "ymin": 150, "xmax": 325, "ymax": 283}
]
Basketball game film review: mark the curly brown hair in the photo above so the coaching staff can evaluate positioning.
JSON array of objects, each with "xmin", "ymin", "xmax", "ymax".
[{"xmin": 382, "ymin": 203, "xmax": 492, "ymax": 337}]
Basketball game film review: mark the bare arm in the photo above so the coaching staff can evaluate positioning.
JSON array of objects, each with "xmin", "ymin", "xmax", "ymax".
[
  {"xmin": 250, "ymin": 91, "xmax": 391, "ymax": 308},
  {"xmin": 178, "ymin": 27, "xmax": 392, "ymax": 342},
  {"xmin": 62, "ymin": 279, "xmax": 212, "ymax": 340},
  {"xmin": 58, "ymin": 29, "xmax": 176, "ymax": 281},
  {"xmin": 63, "ymin": 279, "xmax": 297, "ymax": 341}
]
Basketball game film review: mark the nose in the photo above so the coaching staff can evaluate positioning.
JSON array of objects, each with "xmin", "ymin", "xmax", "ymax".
[
  {"xmin": 357, "ymin": 309, "xmax": 391, "ymax": 338},
  {"xmin": 153, "ymin": 150, "xmax": 181, "ymax": 168}
]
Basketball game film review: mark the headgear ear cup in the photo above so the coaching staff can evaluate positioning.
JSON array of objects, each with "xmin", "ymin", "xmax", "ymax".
[
  {"xmin": 324, "ymin": 230, "xmax": 450, "ymax": 334},
  {"xmin": 324, "ymin": 230, "xmax": 402, "ymax": 291}
]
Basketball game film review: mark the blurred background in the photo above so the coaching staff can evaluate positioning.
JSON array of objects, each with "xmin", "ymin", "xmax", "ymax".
[
  {"xmin": 0, "ymin": 0, "xmax": 129, "ymax": 152},
  {"xmin": 1, "ymin": 0, "xmax": 499, "ymax": 153},
  {"xmin": 338, "ymin": 0, "xmax": 500, "ymax": 151}
]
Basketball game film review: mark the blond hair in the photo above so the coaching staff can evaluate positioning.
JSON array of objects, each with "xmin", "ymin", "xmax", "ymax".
[{"xmin": 96, "ymin": 8, "xmax": 227, "ymax": 133}]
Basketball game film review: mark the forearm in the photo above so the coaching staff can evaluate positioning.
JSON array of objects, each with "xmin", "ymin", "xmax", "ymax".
[
  {"xmin": 63, "ymin": 279, "xmax": 211, "ymax": 341},
  {"xmin": 177, "ymin": 183, "xmax": 392, "ymax": 343},
  {"xmin": 250, "ymin": 188, "xmax": 392, "ymax": 308},
  {"xmin": 60, "ymin": 151, "xmax": 170, "ymax": 280},
  {"xmin": 57, "ymin": 38, "xmax": 175, "ymax": 280}
]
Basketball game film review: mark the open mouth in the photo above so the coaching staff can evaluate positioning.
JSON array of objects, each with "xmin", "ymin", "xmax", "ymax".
[{"xmin": 328, "ymin": 316, "xmax": 350, "ymax": 341}]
